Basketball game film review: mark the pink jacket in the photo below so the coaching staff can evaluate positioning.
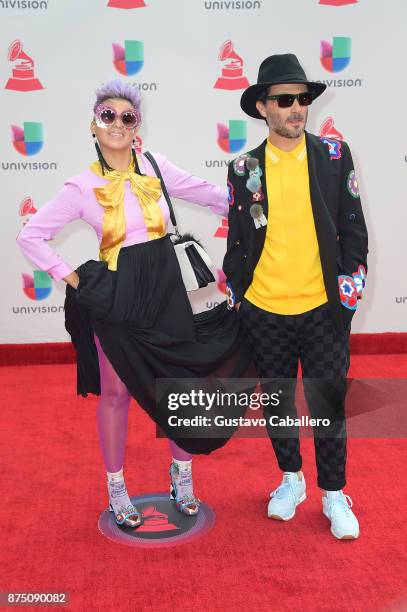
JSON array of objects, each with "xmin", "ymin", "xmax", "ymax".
[{"xmin": 17, "ymin": 153, "xmax": 228, "ymax": 280}]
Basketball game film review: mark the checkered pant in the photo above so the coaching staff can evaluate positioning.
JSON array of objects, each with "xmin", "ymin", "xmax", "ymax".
[{"xmin": 240, "ymin": 299, "xmax": 350, "ymax": 490}]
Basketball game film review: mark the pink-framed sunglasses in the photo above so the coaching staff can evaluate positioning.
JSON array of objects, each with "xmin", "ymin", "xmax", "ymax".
[{"xmin": 94, "ymin": 104, "xmax": 141, "ymax": 129}]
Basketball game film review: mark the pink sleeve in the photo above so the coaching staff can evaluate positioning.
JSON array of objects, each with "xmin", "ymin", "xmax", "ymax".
[
  {"xmin": 154, "ymin": 153, "xmax": 228, "ymax": 218},
  {"xmin": 16, "ymin": 181, "xmax": 83, "ymax": 281}
]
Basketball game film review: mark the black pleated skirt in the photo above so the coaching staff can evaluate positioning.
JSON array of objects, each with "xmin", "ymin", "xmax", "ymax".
[{"xmin": 65, "ymin": 235, "xmax": 253, "ymax": 454}]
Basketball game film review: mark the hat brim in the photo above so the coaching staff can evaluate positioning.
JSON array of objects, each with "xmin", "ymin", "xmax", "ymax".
[{"xmin": 240, "ymin": 80, "xmax": 327, "ymax": 119}]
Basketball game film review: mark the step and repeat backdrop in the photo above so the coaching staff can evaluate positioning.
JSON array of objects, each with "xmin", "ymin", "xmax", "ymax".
[{"xmin": 0, "ymin": 0, "xmax": 406, "ymax": 342}]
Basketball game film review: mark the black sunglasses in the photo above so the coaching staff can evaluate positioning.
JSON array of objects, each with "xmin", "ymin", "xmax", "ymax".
[{"xmin": 265, "ymin": 92, "xmax": 314, "ymax": 108}]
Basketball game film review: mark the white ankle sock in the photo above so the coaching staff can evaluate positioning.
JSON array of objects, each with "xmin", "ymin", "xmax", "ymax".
[
  {"xmin": 107, "ymin": 468, "xmax": 133, "ymax": 513},
  {"xmin": 171, "ymin": 459, "xmax": 194, "ymax": 500}
]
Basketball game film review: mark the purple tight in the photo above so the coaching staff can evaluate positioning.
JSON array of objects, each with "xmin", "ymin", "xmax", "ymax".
[{"xmin": 94, "ymin": 335, "xmax": 191, "ymax": 472}]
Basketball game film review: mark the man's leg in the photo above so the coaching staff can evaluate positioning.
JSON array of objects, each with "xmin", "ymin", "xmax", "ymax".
[
  {"xmin": 299, "ymin": 303, "xmax": 359, "ymax": 539},
  {"xmin": 240, "ymin": 299, "xmax": 306, "ymax": 520}
]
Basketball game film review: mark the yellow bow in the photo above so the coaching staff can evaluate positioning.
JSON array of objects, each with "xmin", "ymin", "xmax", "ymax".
[{"xmin": 90, "ymin": 159, "xmax": 166, "ymax": 271}]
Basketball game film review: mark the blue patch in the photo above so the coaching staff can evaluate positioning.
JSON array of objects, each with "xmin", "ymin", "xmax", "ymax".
[{"xmin": 321, "ymin": 137, "xmax": 342, "ymax": 160}]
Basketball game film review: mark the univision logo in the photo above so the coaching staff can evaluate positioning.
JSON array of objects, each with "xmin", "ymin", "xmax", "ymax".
[
  {"xmin": 22, "ymin": 270, "xmax": 52, "ymax": 300},
  {"xmin": 112, "ymin": 40, "xmax": 157, "ymax": 90},
  {"xmin": 0, "ymin": 1, "xmax": 48, "ymax": 7},
  {"xmin": 318, "ymin": 37, "xmax": 363, "ymax": 88},
  {"xmin": 204, "ymin": 1, "xmax": 262, "ymax": 8},
  {"xmin": 113, "ymin": 40, "xmax": 144, "ymax": 76},
  {"xmin": 217, "ymin": 120, "xmax": 247, "ymax": 153},
  {"xmin": 320, "ymin": 37, "xmax": 351, "ymax": 72},
  {"xmin": 12, "ymin": 122, "xmax": 43, "ymax": 155},
  {"xmin": 1, "ymin": 121, "xmax": 58, "ymax": 170}
]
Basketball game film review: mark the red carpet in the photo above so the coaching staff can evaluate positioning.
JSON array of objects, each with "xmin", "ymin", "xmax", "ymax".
[{"xmin": 1, "ymin": 355, "xmax": 406, "ymax": 611}]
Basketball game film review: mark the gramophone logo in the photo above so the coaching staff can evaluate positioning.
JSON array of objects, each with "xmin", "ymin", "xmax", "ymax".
[
  {"xmin": 19, "ymin": 196, "xmax": 38, "ymax": 224},
  {"xmin": 319, "ymin": 0, "xmax": 357, "ymax": 4},
  {"xmin": 217, "ymin": 269, "xmax": 227, "ymax": 293},
  {"xmin": 214, "ymin": 40, "xmax": 250, "ymax": 90},
  {"xmin": 5, "ymin": 40, "xmax": 43, "ymax": 91},
  {"xmin": 214, "ymin": 219, "xmax": 229, "ymax": 239},
  {"xmin": 134, "ymin": 134, "xmax": 142, "ymax": 153},
  {"xmin": 217, "ymin": 120, "xmax": 247, "ymax": 153},
  {"xmin": 113, "ymin": 40, "xmax": 144, "ymax": 76},
  {"xmin": 320, "ymin": 37, "xmax": 352, "ymax": 73},
  {"xmin": 22, "ymin": 270, "xmax": 52, "ymax": 301},
  {"xmin": 108, "ymin": 0, "xmax": 146, "ymax": 6},
  {"xmin": 12, "ymin": 122, "xmax": 43, "ymax": 156},
  {"xmin": 319, "ymin": 117, "xmax": 343, "ymax": 141}
]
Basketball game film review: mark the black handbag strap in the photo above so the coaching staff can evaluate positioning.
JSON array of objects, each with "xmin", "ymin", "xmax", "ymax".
[{"xmin": 144, "ymin": 151, "xmax": 180, "ymax": 236}]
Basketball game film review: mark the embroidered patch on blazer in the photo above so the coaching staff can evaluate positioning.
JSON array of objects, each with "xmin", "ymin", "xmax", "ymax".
[
  {"xmin": 321, "ymin": 137, "xmax": 342, "ymax": 160},
  {"xmin": 226, "ymin": 280, "xmax": 236, "ymax": 310},
  {"xmin": 252, "ymin": 188, "xmax": 264, "ymax": 203},
  {"xmin": 338, "ymin": 275, "xmax": 358, "ymax": 310},
  {"xmin": 233, "ymin": 154, "xmax": 250, "ymax": 176},
  {"xmin": 227, "ymin": 179, "xmax": 235, "ymax": 206},
  {"xmin": 347, "ymin": 170, "xmax": 360, "ymax": 198},
  {"xmin": 352, "ymin": 265, "xmax": 366, "ymax": 295}
]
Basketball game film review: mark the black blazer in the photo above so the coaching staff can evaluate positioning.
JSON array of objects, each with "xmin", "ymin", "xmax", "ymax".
[{"xmin": 222, "ymin": 132, "xmax": 368, "ymax": 331}]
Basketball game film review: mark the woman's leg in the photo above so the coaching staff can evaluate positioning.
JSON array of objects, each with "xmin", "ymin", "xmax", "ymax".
[
  {"xmin": 95, "ymin": 335, "xmax": 131, "ymax": 473},
  {"xmin": 95, "ymin": 336, "xmax": 140, "ymax": 525},
  {"xmin": 168, "ymin": 440, "xmax": 199, "ymax": 515}
]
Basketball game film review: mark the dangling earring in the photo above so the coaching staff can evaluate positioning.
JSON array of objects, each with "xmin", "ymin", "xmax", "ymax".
[{"xmin": 92, "ymin": 132, "xmax": 109, "ymax": 175}]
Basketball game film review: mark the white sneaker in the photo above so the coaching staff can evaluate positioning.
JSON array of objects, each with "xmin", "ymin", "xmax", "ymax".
[
  {"xmin": 267, "ymin": 472, "xmax": 306, "ymax": 520},
  {"xmin": 322, "ymin": 490, "xmax": 360, "ymax": 540}
]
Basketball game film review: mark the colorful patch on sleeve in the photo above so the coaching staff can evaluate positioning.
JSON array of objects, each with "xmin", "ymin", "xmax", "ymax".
[
  {"xmin": 233, "ymin": 154, "xmax": 250, "ymax": 176},
  {"xmin": 338, "ymin": 275, "xmax": 358, "ymax": 310},
  {"xmin": 227, "ymin": 179, "xmax": 235, "ymax": 206},
  {"xmin": 347, "ymin": 170, "xmax": 360, "ymax": 198},
  {"xmin": 352, "ymin": 265, "xmax": 366, "ymax": 295},
  {"xmin": 226, "ymin": 280, "xmax": 236, "ymax": 310},
  {"xmin": 321, "ymin": 137, "xmax": 342, "ymax": 160}
]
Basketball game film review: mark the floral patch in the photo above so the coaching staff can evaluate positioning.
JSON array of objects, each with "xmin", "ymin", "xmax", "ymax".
[
  {"xmin": 338, "ymin": 275, "xmax": 358, "ymax": 310},
  {"xmin": 347, "ymin": 170, "xmax": 360, "ymax": 198},
  {"xmin": 321, "ymin": 137, "xmax": 342, "ymax": 160},
  {"xmin": 233, "ymin": 154, "xmax": 250, "ymax": 176}
]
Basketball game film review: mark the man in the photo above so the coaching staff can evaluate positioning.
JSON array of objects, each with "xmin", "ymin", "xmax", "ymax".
[{"xmin": 223, "ymin": 54, "xmax": 368, "ymax": 540}]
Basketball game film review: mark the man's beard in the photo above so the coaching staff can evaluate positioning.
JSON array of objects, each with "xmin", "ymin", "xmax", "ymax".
[{"xmin": 268, "ymin": 111, "xmax": 307, "ymax": 139}]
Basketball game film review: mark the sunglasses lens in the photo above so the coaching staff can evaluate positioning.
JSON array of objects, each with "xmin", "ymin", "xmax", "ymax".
[
  {"xmin": 299, "ymin": 93, "xmax": 313, "ymax": 106},
  {"xmin": 122, "ymin": 112, "xmax": 137, "ymax": 127},
  {"xmin": 100, "ymin": 108, "xmax": 115, "ymax": 125},
  {"xmin": 277, "ymin": 95, "xmax": 295, "ymax": 108}
]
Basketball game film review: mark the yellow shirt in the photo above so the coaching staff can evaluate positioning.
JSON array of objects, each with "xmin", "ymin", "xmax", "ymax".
[{"xmin": 245, "ymin": 136, "xmax": 327, "ymax": 315}]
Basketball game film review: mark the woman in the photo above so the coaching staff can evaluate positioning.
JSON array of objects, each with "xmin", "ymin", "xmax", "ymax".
[{"xmin": 17, "ymin": 79, "xmax": 248, "ymax": 528}]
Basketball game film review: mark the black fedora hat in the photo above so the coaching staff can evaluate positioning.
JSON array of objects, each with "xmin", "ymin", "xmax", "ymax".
[{"xmin": 241, "ymin": 53, "xmax": 326, "ymax": 119}]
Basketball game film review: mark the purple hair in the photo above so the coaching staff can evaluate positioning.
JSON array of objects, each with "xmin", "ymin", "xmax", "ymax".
[{"xmin": 93, "ymin": 79, "xmax": 141, "ymax": 113}]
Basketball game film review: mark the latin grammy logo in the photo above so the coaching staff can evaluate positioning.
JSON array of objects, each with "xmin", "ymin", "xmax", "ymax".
[
  {"xmin": 214, "ymin": 219, "xmax": 229, "ymax": 238},
  {"xmin": 136, "ymin": 505, "xmax": 179, "ymax": 532},
  {"xmin": 107, "ymin": 0, "xmax": 146, "ymax": 7},
  {"xmin": 134, "ymin": 134, "xmax": 142, "ymax": 154},
  {"xmin": 319, "ymin": 117, "xmax": 343, "ymax": 141},
  {"xmin": 5, "ymin": 40, "xmax": 43, "ymax": 92},
  {"xmin": 214, "ymin": 40, "xmax": 250, "ymax": 90},
  {"xmin": 319, "ymin": 0, "xmax": 358, "ymax": 4},
  {"xmin": 19, "ymin": 197, "xmax": 37, "ymax": 222}
]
